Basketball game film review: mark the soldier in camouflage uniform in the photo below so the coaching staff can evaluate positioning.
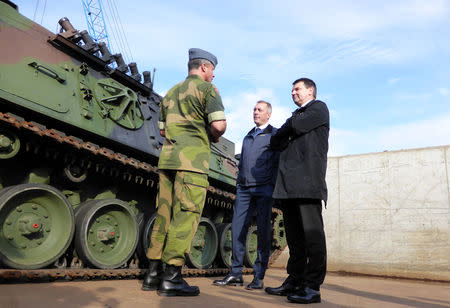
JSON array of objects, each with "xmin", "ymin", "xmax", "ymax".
[{"xmin": 142, "ymin": 48, "xmax": 226, "ymax": 297}]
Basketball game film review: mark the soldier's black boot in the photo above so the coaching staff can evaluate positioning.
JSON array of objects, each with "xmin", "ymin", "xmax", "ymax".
[
  {"xmin": 158, "ymin": 265, "xmax": 200, "ymax": 296},
  {"xmin": 142, "ymin": 260, "xmax": 163, "ymax": 291}
]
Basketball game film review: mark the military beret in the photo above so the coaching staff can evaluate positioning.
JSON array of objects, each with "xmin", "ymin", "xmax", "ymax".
[{"xmin": 188, "ymin": 48, "xmax": 218, "ymax": 67}]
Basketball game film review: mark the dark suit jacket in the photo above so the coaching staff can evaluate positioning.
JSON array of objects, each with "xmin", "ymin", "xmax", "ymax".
[{"xmin": 270, "ymin": 100, "xmax": 329, "ymax": 201}]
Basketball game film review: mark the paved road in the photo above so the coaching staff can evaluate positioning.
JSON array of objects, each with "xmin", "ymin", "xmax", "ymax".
[{"xmin": 1, "ymin": 268, "xmax": 449, "ymax": 308}]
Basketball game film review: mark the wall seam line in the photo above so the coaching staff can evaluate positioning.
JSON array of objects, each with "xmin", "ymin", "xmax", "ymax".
[
  {"xmin": 444, "ymin": 147, "xmax": 450, "ymax": 215},
  {"xmin": 337, "ymin": 157, "xmax": 341, "ymax": 265}
]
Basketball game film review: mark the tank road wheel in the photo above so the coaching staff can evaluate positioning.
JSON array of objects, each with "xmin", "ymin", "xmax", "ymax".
[
  {"xmin": 142, "ymin": 213, "xmax": 157, "ymax": 254},
  {"xmin": 0, "ymin": 129, "xmax": 20, "ymax": 159},
  {"xmin": 63, "ymin": 164, "xmax": 88, "ymax": 183},
  {"xmin": 215, "ymin": 223, "xmax": 233, "ymax": 268},
  {"xmin": 135, "ymin": 212, "xmax": 157, "ymax": 268},
  {"xmin": 0, "ymin": 184, "xmax": 75, "ymax": 269},
  {"xmin": 74, "ymin": 199, "xmax": 139, "ymax": 269},
  {"xmin": 244, "ymin": 225, "xmax": 258, "ymax": 268},
  {"xmin": 186, "ymin": 217, "xmax": 218, "ymax": 269},
  {"xmin": 272, "ymin": 213, "xmax": 287, "ymax": 248}
]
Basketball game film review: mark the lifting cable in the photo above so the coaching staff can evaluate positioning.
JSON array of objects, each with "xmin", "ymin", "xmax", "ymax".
[{"xmin": 103, "ymin": 0, "xmax": 134, "ymax": 64}]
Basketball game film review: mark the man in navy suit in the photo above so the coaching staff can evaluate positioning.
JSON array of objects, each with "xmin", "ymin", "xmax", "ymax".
[{"xmin": 213, "ymin": 100, "xmax": 279, "ymax": 290}]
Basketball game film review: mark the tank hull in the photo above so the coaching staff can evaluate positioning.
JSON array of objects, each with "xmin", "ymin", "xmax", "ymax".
[{"xmin": 0, "ymin": 0, "xmax": 285, "ymax": 279}]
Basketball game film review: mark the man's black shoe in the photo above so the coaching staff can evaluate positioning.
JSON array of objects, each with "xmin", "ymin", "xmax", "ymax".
[
  {"xmin": 213, "ymin": 273, "xmax": 244, "ymax": 286},
  {"xmin": 287, "ymin": 287, "xmax": 321, "ymax": 304},
  {"xmin": 246, "ymin": 277, "xmax": 263, "ymax": 290},
  {"xmin": 265, "ymin": 276, "xmax": 299, "ymax": 296},
  {"xmin": 142, "ymin": 260, "xmax": 163, "ymax": 291},
  {"xmin": 158, "ymin": 265, "xmax": 200, "ymax": 296}
]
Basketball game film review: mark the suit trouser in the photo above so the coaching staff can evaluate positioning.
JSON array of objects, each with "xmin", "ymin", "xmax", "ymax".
[
  {"xmin": 231, "ymin": 184, "xmax": 273, "ymax": 279},
  {"xmin": 282, "ymin": 199, "xmax": 327, "ymax": 291},
  {"xmin": 146, "ymin": 169, "xmax": 208, "ymax": 266}
]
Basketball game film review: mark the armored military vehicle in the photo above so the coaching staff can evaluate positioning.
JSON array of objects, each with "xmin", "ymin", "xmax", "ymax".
[{"xmin": 0, "ymin": 0, "xmax": 285, "ymax": 280}]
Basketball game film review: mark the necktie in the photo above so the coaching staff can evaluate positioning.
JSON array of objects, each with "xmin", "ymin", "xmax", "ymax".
[{"xmin": 253, "ymin": 128, "xmax": 261, "ymax": 137}]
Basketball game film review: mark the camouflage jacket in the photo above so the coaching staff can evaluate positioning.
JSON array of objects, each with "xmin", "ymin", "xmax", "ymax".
[{"xmin": 158, "ymin": 74, "xmax": 225, "ymax": 174}]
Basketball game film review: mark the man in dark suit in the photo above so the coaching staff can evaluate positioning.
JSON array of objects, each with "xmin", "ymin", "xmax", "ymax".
[
  {"xmin": 265, "ymin": 78, "xmax": 329, "ymax": 304},
  {"xmin": 213, "ymin": 100, "xmax": 279, "ymax": 290}
]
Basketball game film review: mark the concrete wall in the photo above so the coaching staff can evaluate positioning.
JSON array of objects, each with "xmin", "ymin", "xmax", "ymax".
[{"xmin": 273, "ymin": 145, "xmax": 450, "ymax": 281}]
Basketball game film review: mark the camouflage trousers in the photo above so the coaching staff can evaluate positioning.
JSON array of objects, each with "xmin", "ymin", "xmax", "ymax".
[{"xmin": 146, "ymin": 169, "xmax": 208, "ymax": 266}]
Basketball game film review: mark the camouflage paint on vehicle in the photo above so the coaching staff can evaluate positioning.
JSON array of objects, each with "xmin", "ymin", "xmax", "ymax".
[
  {"xmin": 0, "ymin": 0, "xmax": 286, "ymax": 276},
  {"xmin": 0, "ymin": 0, "xmax": 237, "ymax": 185}
]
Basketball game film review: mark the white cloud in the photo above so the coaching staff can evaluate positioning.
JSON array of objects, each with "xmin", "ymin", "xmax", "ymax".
[
  {"xmin": 329, "ymin": 128, "xmax": 361, "ymax": 156},
  {"xmin": 376, "ymin": 113, "xmax": 450, "ymax": 150},
  {"xmin": 330, "ymin": 113, "xmax": 450, "ymax": 156},
  {"xmin": 120, "ymin": 1, "xmax": 429, "ymax": 85},
  {"xmin": 388, "ymin": 78, "xmax": 401, "ymax": 85},
  {"xmin": 156, "ymin": 88, "xmax": 168, "ymax": 98},
  {"xmin": 439, "ymin": 88, "xmax": 449, "ymax": 96},
  {"xmin": 260, "ymin": 0, "xmax": 449, "ymax": 38},
  {"xmin": 393, "ymin": 92, "xmax": 432, "ymax": 102}
]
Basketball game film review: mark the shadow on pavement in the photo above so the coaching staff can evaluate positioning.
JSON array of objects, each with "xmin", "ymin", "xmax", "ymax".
[
  {"xmin": 0, "ymin": 284, "xmax": 120, "ymax": 308},
  {"xmin": 323, "ymin": 283, "xmax": 449, "ymax": 308}
]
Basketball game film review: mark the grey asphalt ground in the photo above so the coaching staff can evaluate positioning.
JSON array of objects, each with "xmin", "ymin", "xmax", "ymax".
[{"xmin": 0, "ymin": 268, "xmax": 449, "ymax": 308}]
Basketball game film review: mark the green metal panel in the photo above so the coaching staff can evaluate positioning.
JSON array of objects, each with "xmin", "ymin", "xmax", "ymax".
[
  {"xmin": 208, "ymin": 152, "xmax": 238, "ymax": 187},
  {"xmin": 0, "ymin": 58, "xmax": 73, "ymax": 113},
  {"xmin": 0, "ymin": 1, "xmax": 33, "ymax": 30}
]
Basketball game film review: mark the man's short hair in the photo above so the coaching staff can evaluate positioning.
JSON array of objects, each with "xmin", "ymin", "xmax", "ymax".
[
  {"xmin": 293, "ymin": 78, "xmax": 317, "ymax": 98},
  {"xmin": 188, "ymin": 58, "xmax": 213, "ymax": 71},
  {"xmin": 256, "ymin": 100, "xmax": 272, "ymax": 113}
]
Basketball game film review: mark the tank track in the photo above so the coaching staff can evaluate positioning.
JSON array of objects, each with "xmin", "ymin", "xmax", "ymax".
[
  {"xmin": 0, "ymin": 111, "xmax": 285, "ymax": 282},
  {"xmin": 0, "ymin": 267, "xmax": 256, "ymax": 282}
]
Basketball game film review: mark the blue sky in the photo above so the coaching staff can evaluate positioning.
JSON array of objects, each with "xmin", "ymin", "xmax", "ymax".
[{"xmin": 14, "ymin": 0, "xmax": 450, "ymax": 156}]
